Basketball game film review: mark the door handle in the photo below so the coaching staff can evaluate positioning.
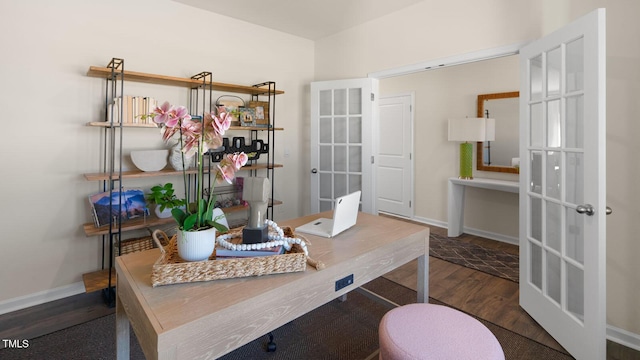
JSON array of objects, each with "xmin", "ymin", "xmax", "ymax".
[
  {"xmin": 311, "ymin": 168, "xmax": 318, "ymax": 174},
  {"xmin": 606, "ymin": 206, "xmax": 612, "ymax": 215},
  {"xmin": 576, "ymin": 204, "xmax": 595, "ymax": 216}
]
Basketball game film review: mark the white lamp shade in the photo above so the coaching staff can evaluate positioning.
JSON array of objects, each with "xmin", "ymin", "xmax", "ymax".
[{"xmin": 448, "ymin": 118, "xmax": 496, "ymax": 142}]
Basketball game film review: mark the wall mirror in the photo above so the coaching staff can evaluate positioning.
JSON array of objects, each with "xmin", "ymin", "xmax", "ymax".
[{"xmin": 476, "ymin": 91, "xmax": 520, "ymax": 174}]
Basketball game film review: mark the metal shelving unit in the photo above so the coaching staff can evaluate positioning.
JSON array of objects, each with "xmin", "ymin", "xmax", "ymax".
[{"xmin": 83, "ymin": 59, "xmax": 284, "ymax": 305}]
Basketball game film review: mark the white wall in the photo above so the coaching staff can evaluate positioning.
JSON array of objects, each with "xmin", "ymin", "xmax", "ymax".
[
  {"xmin": 314, "ymin": 0, "xmax": 640, "ymax": 342},
  {"xmin": 0, "ymin": 0, "xmax": 313, "ymax": 305}
]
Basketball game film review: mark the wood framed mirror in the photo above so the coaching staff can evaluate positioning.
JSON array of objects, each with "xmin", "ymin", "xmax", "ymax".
[{"xmin": 476, "ymin": 91, "xmax": 520, "ymax": 174}]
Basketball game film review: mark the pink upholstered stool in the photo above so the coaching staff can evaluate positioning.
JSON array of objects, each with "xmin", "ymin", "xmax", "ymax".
[{"xmin": 378, "ymin": 303, "xmax": 504, "ymax": 360}]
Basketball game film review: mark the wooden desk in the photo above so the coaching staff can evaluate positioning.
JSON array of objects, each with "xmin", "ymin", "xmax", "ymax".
[
  {"xmin": 447, "ymin": 177, "xmax": 519, "ymax": 237},
  {"xmin": 115, "ymin": 212, "xmax": 429, "ymax": 359}
]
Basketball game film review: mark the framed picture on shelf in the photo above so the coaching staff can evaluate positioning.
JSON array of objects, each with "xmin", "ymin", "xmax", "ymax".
[
  {"xmin": 216, "ymin": 95, "xmax": 245, "ymax": 127},
  {"xmin": 88, "ymin": 188, "xmax": 149, "ymax": 227},
  {"xmin": 248, "ymin": 101, "xmax": 270, "ymax": 126},
  {"xmin": 239, "ymin": 108, "xmax": 256, "ymax": 127}
]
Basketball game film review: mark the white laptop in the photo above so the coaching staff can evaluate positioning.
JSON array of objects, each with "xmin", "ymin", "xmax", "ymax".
[{"xmin": 296, "ymin": 191, "xmax": 361, "ymax": 238}]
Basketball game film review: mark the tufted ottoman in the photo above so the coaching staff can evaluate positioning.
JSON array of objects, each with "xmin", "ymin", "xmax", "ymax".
[{"xmin": 378, "ymin": 303, "xmax": 504, "ymax": 360}]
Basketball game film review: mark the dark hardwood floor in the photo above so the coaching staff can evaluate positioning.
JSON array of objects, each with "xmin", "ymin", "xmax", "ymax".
[{"xmin": 0, "ymin": 223, "xmax": 638, "ymax": 359}]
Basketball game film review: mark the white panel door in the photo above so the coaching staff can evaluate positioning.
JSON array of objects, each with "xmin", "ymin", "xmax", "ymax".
[
  {"xmin": 519, "ymin": 8, "xmax": 606, "ymax": 360},
  {"xmin": 377, "ymin": 94, "xmax": 413, "ymax": 218},
  {"xmin": 310, "ymin": 79, "xmax": 378, "ymax": 214}
]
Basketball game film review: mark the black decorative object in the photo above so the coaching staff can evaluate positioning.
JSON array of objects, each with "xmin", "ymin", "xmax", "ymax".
[{"xmin": 208, "ymin": 137, "xmax": 269, "ymax": 162}]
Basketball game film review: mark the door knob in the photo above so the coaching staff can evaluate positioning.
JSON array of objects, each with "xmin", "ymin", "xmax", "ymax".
[
  {"xmin": 576, "ymin": 204, "xmax": 595, "ymax": 216},
  {"xmin": 311, "ymin": 168, "xmax": 318, "ymax": 174},
  {"xmin": 606, "ymin": 206, "xmax": 612, "ymax": 215}
]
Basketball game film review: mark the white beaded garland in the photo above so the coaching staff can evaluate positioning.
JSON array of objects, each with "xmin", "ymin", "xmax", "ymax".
[{"xmin": 216, "ymin": 220, "xmax": 308, "ymax": 256}]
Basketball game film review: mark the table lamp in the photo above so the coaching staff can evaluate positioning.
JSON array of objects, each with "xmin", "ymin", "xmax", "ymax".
[{"xmin": 448, "ymin": 117, "xmax": 495, "ymax": 179}]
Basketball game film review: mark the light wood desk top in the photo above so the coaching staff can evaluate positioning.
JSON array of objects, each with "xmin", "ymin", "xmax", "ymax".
[{"xmin": 115, "ymin": 212, "xmax": 429, "ymax": 359}]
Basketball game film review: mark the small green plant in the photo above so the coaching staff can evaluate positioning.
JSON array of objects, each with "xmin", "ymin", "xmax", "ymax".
[{"xmin": 147, "ymin": 183, "xmax": 186, "ymax": 212}]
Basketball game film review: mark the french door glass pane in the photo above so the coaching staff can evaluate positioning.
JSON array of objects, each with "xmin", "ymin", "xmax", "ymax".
[
  {"xmin": 334, "ymin": 173, "xmax": 347, "ymax": 198},
  {"xmin": 349, "ymin": 146, "xmax": 362, "ymax": 172},
  {"xmin": 547, "ymin": 99, "xmax": 561, "ymax": 148},
  {"xmin": 531, "ymin": 103, "xmax": 543, "ymax": 147},
  {"xmin": 547, "ymin": 250, "xmax": 562, "ymax": 305},
  {"xmin": 547, "ymin": 46, "xmax": 562, "ymax": 96},
  {"xmin": 565, "ymin": 207, "xmax": 584, "ymax": 265},
  {"xmin": 530, "ymin": 55, "xmax": 543, "ymax": 101},
  {"xmin": 319, "ymin": 90, "xmax": 332, "ymax": 116},
  {"xmin": 566, "ymin": 95, "xmax": 584, "ymax": 148},
  {"xmin": 334, "ymin": 146, "xmax": 346, "ymax": 172},
  {"xmin": 531, "ymin": 151, "xmax": 543, "ymax": 194},
  {"xmin": 334, "ymin": 89, "xmax": 347, "ymax": 115},
  {"xmin": 566, "ymin": 37, "xmax": 584, "ymax": 93},
  {"xmin": 320, "ymin": 146, "xmax": 332, "ymax": 171},
  {"xmin": 349, "ymin": 88, "xmax": 362, "ymax": 115},
  {"xmin": 530, "ymin": 241, "xmax": 542, "ymax": 290},
  {"xmin": 565, "ymin": 152, "xmax": 584, "ymax": 205},
  {"xmin": 546, "ymin": 201, "xmax": 562, "ymax": 252},
  {"xmin": 320, "ymin": 118, "xmax": 332, "ymax": 143},
  {"xmin": 546, "ymin": 151, "xmax": 561, "ymax": 200},
  {"xmin": 530, "ymin": 197, "xmax": 542, "ymax": 241},
  {"xmin": 567, "ymin": 262, "xmax": 585, "ymax": 322},
  {"xmin": 349, "ymin": 117, "xmax": 362, "ymax": 143},
  {"xmin": 349, "ymin": 174, "xmax": 362, "ymax": 194},
  {"xmin": 320, "ymin": 173, "xmax": 332, "ymax": 199},
  {"xmin": 335, "ymin": 117, "xmax": 347, "ymax": 143},
  {"xmin": 320, "ymin": 200, "xmax": 332, "ymax": 212}
]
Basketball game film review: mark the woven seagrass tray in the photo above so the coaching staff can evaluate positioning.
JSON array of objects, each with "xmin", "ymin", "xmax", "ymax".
[{"xmin": 151, "ymin": 226, "xmax": 321, "ymax": 287}]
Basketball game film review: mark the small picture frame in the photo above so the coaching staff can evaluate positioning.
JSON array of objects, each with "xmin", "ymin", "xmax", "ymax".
[
  {"xmin": 239, "ymin": 108, "xmax": 256, "ymax": 127},
  {"xmin": 248, "ymin": 101, "xmax": 269, "ymax": 126}
]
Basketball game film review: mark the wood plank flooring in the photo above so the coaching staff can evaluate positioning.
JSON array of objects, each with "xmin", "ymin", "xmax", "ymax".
[{"xmin": 1, "ymin": 222, "xmax": 638, "ymax": 359}]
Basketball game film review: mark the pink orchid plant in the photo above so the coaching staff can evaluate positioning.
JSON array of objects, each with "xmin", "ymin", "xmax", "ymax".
[{"xmin": 151, "ymin": 102, "xmax": 248, "ymax": 232}]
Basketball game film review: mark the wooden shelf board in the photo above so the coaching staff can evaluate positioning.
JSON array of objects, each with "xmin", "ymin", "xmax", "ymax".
[
  {"xmin": 84, "ymin": 164, "xmax": 281, "ymax": 181},
  {"xmin": 84, "ymin": 168, "xmax": 199, "ymax": 181},
  {"xmin": 84, "ymin": 216, "xmax": 176, "ymax": 237},
  {"xmin": 87, "ymin": 66, "xmax": 284, "ymax": 95},
  {"xmin": 241, "ymin": 164, "xmax": 283, "ymax": 171},
  {"xmin": 86, "ymin": 122, "xmax": 159, "ymax": 128},
  {"xmin": 82, "ymin": 268, "xmax": 116, "ymax": 293},
  {"xmin": 228, "ymin": 126, "xmax": 284, "ymax": 131}
]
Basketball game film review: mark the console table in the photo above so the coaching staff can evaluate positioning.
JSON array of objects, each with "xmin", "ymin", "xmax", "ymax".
[
  {"xmin": 448, "ymin": 177, "xmax": 519, "ymax": 237},
  {"xmin": 115, "ymin": 212, "xmax": 429, "ymax": 359}
]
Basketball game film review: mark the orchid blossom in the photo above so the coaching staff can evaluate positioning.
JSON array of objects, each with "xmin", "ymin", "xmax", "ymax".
[{"xmin": 149, "ymin": 102, "xmax": 248, "ymax": 232}]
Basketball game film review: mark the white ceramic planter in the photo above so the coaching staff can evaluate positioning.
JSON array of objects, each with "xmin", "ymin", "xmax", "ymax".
[{"xmin": 176, "ymin": 227, "xmax": 216, "ymax": 262}]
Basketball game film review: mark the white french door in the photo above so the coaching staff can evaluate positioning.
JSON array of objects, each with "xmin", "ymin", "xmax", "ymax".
[
  {"xmin": 519, "ymin": 8, "xmax": 606, "ymax": 360},
  {"xmin": 310, "ymin": 79, "xmax": 378, "ymax": 214},
  {"xmin": 377, "ymin": 94, "xmax": 413, "ymax": 218}
]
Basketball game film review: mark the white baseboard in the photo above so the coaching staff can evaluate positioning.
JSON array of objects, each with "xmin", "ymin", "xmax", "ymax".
[
  {"xmin": 409, "ymin": 215, "xmax": 519, "ymax": 245},
  {"xmin": 608, "ymin": 324, "xmax": 640, "ymax": 352},
  {"xmin": 0, "ymin": 282, "xmax": 86, "ymax": 316}
]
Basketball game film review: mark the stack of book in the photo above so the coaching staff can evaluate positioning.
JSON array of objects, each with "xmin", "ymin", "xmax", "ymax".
[
  {"xmin": 215, "ymin": 244, "xmax": 284, "ymax": 258},
  {"xmin": 107, "ymin": 95, "xmax": 158, "ymax": 124}
]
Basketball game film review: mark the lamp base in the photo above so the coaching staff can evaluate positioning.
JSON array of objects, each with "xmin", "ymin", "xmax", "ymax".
[{"xmin": 459, "ymin": 142, "xmax": 473, "ymax": 180}]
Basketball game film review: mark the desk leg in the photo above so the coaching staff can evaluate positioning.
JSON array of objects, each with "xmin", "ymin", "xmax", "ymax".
[
  {"xmin": 416, "ymin": 254, "xmax": 428, "ymax": 303},
  {"xmin": 448, "ymin": 181, "xmax": 465, "ymax": 237},
  {"xmin": 116, "ymin": 289, "xmax": 130, "ymax": 360}
]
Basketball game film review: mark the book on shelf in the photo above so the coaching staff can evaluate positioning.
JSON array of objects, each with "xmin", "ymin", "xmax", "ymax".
[
  {"xmin": 215, "ymin": 244, "xmax": 284, "ymax": 258},
  {"xmin": 105, "ymin": 96, "xmax": 158, "ymax": 124},
  {"xmin": 88, "ymin": 188, "xmax": 149, "ymax": 227}
]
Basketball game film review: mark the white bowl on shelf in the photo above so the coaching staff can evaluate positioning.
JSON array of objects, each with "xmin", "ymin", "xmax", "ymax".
[{"xmin": 130, "ymin": 150, "xmax": 169, "ymax": 172}]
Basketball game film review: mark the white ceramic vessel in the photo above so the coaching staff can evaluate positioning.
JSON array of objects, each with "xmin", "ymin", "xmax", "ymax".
[{"xmin": 130, "ymin": 149, "xmax": 169, "ymax": 172}]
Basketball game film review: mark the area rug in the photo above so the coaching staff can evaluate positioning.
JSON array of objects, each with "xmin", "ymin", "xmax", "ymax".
[
  {"xmin": 429, "ymin": 232, "xmax": 519, "ymax": 283},
  {"xmin": 0, "ymin": 277, "xmax": 572, "ymax": 360}
]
